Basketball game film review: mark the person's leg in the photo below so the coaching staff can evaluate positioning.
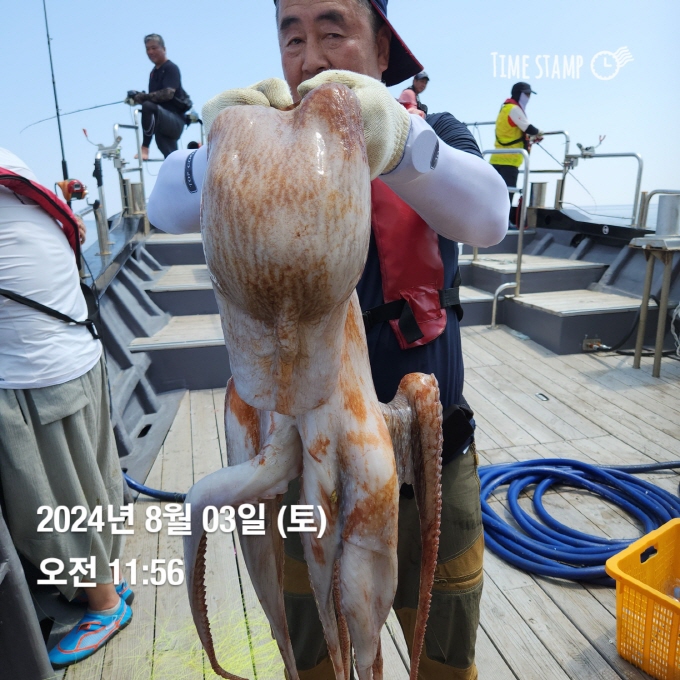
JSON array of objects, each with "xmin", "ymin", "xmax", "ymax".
[
  {"xmin": 394, "ymin": 443, "xmax": 483, "ymax": 680},
  {"xmin": 140, "ymin": 100, "xmax": 159, "ymax": 159},
  {"xmin": 153, "ymin": 106, "xmax": 185, "ymax": 158},
  {"xmin": 0, "ymin": 359, "xmax": 125, "ymax": 594},
  {"xmin": 154, "ymin": 133, "xmax": 179, "ymax": 158},
  {"xmin": 86, "ymin": 582, "xmax": 120, "ymax": 611},
  {"xmin": 491, "ymin": 164, "xmax": 520, "ymax": 225}
]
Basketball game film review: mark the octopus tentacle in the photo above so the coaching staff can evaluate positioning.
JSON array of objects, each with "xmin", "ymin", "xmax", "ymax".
[
  {"xmin": 386, "ymin": 374, "xmax": 443, "ymax": 680},
  {"xmin": 298, "ymin": 475, "xmax": 347, "ymax": 679},
  {"xmin": 183, "ymin": 411, "xmax": 303, "ymax": 679},
  {"xmin": 225, "ymin": 382, "xmax": 302, "ymax": 679},
  {"xmin": 193, "ymin": 531, "xmax": 244, "ymax": 679},
  {"xmin": 237, "ymin": 496, "xmax": 299, "ymax": 679},
  {"xmin": 333, "ymin": 560, "xmax": 352, "ymax": 680},
  {"xmin": 371, "ymin": 637, "xmax": 383, "ymax": 680}
]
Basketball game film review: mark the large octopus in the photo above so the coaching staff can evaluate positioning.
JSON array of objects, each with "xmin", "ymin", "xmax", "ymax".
[{"xmin": 183, "ymin": 83, "xmax": 443, "ymax": 680}]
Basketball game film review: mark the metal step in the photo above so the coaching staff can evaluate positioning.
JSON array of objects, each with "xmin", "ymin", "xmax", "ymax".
[
  {"xmin": 511, "ymin": 290, "xmax": 650, "ymax": 316},
  {"xmin": 146, "ymin": 264, "xmax": 218, "ymax": 315},
  {"xmin": 145, "ymin": 232, "xmax": 206, "ymax": 265},
  {"xmin": 461, "ymin": 228, "xmax": 537, "ymax": 255},
  {"xmin": 502, "ymin": 289, "xmax": 662, "ymax": 355},
  {"xmin": 469, "ymin": 254, "xmax": 607, "ymax": 295},
  {"xmin": 129, "ymin": 314, "xmax": 230, "ymax": 391},
  {"xmin": 460, "ymin": 286, "xmax": 494, "ymax": 325}
]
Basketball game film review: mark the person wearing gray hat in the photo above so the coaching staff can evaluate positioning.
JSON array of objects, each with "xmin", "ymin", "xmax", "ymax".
[
  {"xmin": 148, "ymin": 2, "xmax": 509, "ymax": 677},
  {"xmin": 401, "ymin": 70, "xmax": 430, "ymax": 114}
]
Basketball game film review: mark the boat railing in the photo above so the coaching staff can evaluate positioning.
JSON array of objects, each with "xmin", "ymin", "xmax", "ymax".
[
  {"xmin": 637, "ymin": 189, "xmax": 680, "ymax": 230},
  {"xmin": 476, "ymin": 148, "xmax": 531, "ymax": 327},
  {"xmin": 113, "ymin": 109, "xmax": 147, "ymax": 217},
  {"xmin": 562, "ymin": 148, "xmax": 644, "ymax": 226}
]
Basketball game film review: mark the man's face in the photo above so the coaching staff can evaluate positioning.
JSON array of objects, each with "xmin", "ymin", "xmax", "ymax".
[
  {"xmin": 278, "ymin": 0, "xmax": 391, "ymax": 102},
  {"xmin": 413, "ymin": 78, "xmax": 428, "ymax": 94},
  {"xmin": 145, "ymin": 40, "xmax": 167, "ymax": 67}
]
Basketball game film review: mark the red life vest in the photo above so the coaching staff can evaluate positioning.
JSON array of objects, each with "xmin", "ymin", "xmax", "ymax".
[
  {"xmin": 0, "ymin": 167, "xmax": 81, "ymax": 266},
  {"xmin": 370, "ymin": 179, "xmax": 460, "ymax": 350}
]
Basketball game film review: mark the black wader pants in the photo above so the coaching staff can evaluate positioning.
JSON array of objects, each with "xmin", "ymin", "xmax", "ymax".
[
  {"xmin": 491, "ymin": 164, "xmax": 520, "ymax": 226},
  {"xmin": 141, "ymin": 101, "xmax": 185, "ymax": 158}
]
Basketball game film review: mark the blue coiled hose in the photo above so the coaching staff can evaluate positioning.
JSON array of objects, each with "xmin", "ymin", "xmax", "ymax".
[{"xmin": 479, "ymin": 459, "xmax": 680, "ymax": 584}]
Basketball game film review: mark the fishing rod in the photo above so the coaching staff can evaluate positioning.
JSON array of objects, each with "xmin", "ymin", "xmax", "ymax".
[
  {"xmin": 21, "ymin": 100, "xmax": 125, "ymax": 134},
  {"xmin": 42, "ymin": 0, "xmax": 68, "ymax": 182},
  {"xmin": 536, "ymin": 140, "xmax": 598, "ymax": 205}
]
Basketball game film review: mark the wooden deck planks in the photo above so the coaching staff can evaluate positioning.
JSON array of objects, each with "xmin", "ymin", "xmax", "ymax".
[
  {"xmin": 190, "ymin": 390, "xmax": 257, "ymax": 680},
  {"xmin": 67, "ymin": 324, "xmax": 679, "ymax": 679},
  {"xmin": 483, "ymin": 549, "xmax": 621, "ymax": 680},
  {"xmin": 467, "ymin": 326, "xmax": 680, "ymax": 463},
  {"xmin": 99, "ymin": 452, "xmax": 164, "ymax": 680},
  {"xmin": 152, "ymin": 392, "xmax": 204, "ymax": 680}
]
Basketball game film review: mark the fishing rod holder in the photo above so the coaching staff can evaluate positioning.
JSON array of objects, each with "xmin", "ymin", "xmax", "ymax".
[
  {"xmin": 85, "ymin": 109, "xmax": 149, "ymax": 257},
  {"xmin": 561, "ymin": 148, "xmax": 644, "ymax": 226},
  {"xmin": 113, "ymin": 109, "xmax": 147, "ymax": 217}
]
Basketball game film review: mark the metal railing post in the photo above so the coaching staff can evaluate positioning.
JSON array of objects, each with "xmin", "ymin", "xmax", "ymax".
[
  {"xmin": 482, "ymin": 147, "xmax": 530, "ymax": 297},
  {"xmin": 491, "ymin": 282, "xmax": 517, "ymax": 328},
  {"xmin": 638, "ymin": 189, "xmax": 680, "ymax": 229},
  {"xmin": 132, "ymin": 109, "xmax": 146, "ymax": 203},
  {"xmin": 94, "ymin": 202, "xmax": 111, "ymax": 256},
  {"xmin": 631, "ymin": 154, "xmax": 644, "ymax": 226},
  {"xmin": 516, "ymin": 149, "xmax": 530, "ymax": 295},
  {"xmin": 541, "ymin": 130, "xmax": 570, "ymax": 159}
]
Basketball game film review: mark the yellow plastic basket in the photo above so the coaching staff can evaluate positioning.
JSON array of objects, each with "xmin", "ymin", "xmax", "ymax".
[{"xmin": 605, "ymin": 518, "xmax": 680, "ymax": 680}]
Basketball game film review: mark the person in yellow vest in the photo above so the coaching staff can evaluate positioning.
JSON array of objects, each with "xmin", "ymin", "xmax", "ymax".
[{"xmin": 490, "ymin": 82, "xmax": 543, "ymax": 226}]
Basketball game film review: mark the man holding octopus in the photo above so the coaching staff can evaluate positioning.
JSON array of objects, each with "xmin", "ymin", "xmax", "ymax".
[{"xmin": 148, "ymin": 1, "xmax": 508, "ymax": 677}]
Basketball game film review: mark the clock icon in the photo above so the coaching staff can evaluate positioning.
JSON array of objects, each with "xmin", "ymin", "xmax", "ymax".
[{"xmin": 591, "ymin": 51, "xmax": 620, "ymax": 80}]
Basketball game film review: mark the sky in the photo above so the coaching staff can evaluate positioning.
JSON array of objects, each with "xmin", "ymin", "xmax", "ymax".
[{"xmin": 2, "ymin": 0, "xmax": 678, "ymax": 222}]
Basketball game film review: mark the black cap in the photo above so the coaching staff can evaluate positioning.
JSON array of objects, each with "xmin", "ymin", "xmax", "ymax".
[
  {"xmin": 414, "ymin": 71, "xmax": 429, "ymax": 80},
  {"xmin": 368, "ymin": 0, "xmax": 423, "ymax": 86},
  {"xmin": 511, "ymin": 82, "xmax": 537, "ymax": 100},
  {"xmin": 274, "ymin": 0, "xmax": 423, "ymax": 87}
]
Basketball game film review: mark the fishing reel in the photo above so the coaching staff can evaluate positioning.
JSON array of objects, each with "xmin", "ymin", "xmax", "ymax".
[
  {"xmin": 565, "ymin": 135, "xmax": 607, "ymax": 169},
  {"xmin": 56, "ymin": 179, "xmax": 88, "ymax": 202}
]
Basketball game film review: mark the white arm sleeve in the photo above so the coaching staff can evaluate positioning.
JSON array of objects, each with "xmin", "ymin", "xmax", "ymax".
[
  {"xmin": 147, "ymin": 145, "xmax": 207, "ymax": 234},
  {"xmin": 508, "ymin": 105, "xmax": 530, "ymax": 132},
  {"xmin": 381, "ymin": 116, "xmax": 509, "ymax": 248}
]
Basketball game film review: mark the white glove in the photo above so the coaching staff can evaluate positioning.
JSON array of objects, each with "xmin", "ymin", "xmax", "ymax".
[
  {"xmin": 202, "ymin": 78, "xmax": 294, "ymax": 134},
  {"xmin": 298, "ymin": 70, "xmax": 411, "ymax": 180}
]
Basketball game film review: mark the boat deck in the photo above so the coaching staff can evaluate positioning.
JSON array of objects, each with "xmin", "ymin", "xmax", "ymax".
[
  {"xmin": 512, "ymin": 289, "xmax": 652, "ymax": 316},
  {"xmin": 459, "ymin": 253, "xmax": 605, "ymax": 273},
  {"xmin": 62, "ymin": 325, "xmax": 680, "ymax": 680}
]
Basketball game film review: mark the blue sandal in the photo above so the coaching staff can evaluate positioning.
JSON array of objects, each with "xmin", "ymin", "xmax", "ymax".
[{"xmin": 49, "ymin": 598, "xmax": 132, "ymax": 669}]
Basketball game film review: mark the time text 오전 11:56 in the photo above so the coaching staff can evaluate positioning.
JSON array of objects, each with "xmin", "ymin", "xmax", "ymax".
[{"xmin": 110, "ymin": 558, "xmax": 185, "ymax": 586}]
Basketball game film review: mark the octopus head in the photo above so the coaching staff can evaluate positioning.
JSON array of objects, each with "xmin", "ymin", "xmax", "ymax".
[{"xmin": 202, "ymin": 83, "xmax": 371, "ymax": 415}]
